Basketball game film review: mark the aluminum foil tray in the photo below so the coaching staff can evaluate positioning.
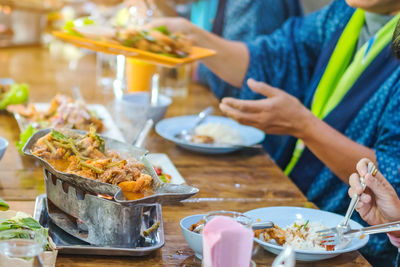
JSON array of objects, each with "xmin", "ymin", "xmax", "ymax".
[{"xmin": 33, "ymin": 195, "xmax": 165, "ymax": 256}]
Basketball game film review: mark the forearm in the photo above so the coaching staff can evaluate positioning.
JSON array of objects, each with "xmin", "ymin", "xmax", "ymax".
[
  {"xmin": 297, "ymin": 113, "xmax": 376, "ymax": 183},
  {"xmin": 191, "ymin": 28, "xmax": 249, "ymax": 87}
]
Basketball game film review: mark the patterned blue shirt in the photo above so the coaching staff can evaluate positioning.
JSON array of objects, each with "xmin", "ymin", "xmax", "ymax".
[{"xmin": 208, "ymin": 0, "xmax": 400, "ymax": 265}]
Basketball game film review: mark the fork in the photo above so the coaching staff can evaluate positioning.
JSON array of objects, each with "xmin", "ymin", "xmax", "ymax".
[
  {"xmin": 321, "ymin": 221, "xmax": 400, "ymax": 249},
  {"xmin": 317, "ymin": 162, "xmax": 377, "ymax": 238}
]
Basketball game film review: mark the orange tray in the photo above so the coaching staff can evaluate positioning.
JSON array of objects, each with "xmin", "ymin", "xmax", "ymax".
[{"xmin": 53, "ymin": 31, "xmax": 216, "ymax": 67}]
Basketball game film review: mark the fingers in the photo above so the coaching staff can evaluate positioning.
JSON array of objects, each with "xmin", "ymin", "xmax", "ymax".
[
  {"xmin": 348, "ymin": 173, "xmax": 363, "ymax": 195},
  {"xmin": 356, "ymin": 158, "xmax": 371, "ymax": 177},
  {"xmin": 247, "ymin": 79, "xmax": 281, "ymax": 98},
  {"xmin": 219, "ymin": 102, "xmax": 259, "ymax": 125},
  {"xmin": 221, "ymin": 97, "xmax": 265, "ymax": 113}
]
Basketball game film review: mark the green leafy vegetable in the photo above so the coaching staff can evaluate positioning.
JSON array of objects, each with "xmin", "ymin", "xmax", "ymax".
[
  {"xmin": 16, "ymin": 125, "xmax": 37, "ymax": 155},
  {"xmin": 0, "ymin": 198, "xmax": 9, "ymax": 211},
  {"xmin": 153, "ymin": 25, "xmax": 170, "ymax": 35},
  {"xmin": 302, "ymin": 220, "xmax": 309, "ymax": 229},
  {"xmin": 0, "ymin": 83, "xmax": 29, "ymax": 109},
  {"xmin": 63, "ymin": 18, "xmax": 95, "ymax": 37}
]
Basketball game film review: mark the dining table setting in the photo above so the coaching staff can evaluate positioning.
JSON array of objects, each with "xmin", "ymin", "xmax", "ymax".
[{"xmin": 0, "ymin": 43, "xmax": 375, "ymax": 266}]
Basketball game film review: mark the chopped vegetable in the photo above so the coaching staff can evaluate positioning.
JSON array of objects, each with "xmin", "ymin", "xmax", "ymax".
[
  {"xmin": 15, "ymin": 125, "xmax": 37, "ymax": 155},
  {"xmin": 153, "ymin": 25, "xmax": 170, "ymax": 35},
  {"xmin": 0, "ymin": 83, "xmax": 29, "ymax": 109},
  {"xmin": 0, "ymin": 198, "xmax": 9, "ymax": 211},
  {"xmin": 142, "ymin": 221, "xmax": 160, "ymax": 236},
  {"xmin": 51, "ymin": 129, "xmax": 68, "ymax": 142},
  {"xmin": 63, "ymin": 18, "xmax": 94, "ymax": 37}
]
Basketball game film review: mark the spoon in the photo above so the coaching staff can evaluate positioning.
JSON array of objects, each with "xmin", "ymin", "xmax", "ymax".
[{"xmin": 174, "ymin": 106, "xmax": 214, "ymax": 142}]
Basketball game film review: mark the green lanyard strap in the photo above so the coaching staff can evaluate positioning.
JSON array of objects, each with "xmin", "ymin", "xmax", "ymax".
[{"xmin": 284, "ymin": 10, "xmax": 400, "ymax": 176}]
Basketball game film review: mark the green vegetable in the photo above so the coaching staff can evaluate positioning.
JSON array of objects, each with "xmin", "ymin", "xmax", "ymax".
[
  {"xmin": 0, "ymin": 198, "xmax": 9, "ymax": 211},
  {"xmin": 88, "ymin": 127, "xmax": 105, "ymax": 153},
  {"xmin": 159, "ymin": 174, "xmax": 168, "ymax": 183},
  {"xmin": 0, "ymin": 83, "xmax": 29, "ymax": 109},
  {"xmin": 153, "ymin": 25, "xmax": 170, "ymax": 35},
  {"xmin": 15, "ymin": 125, "xmax": 37, "ymax": 155},
  {"xmin": 302, "ymin": 220, "xmax": 309, "ymax": 229},
  {"xmin": 51, "ymin": 129, "xmax": 68, "ymax": 142}
]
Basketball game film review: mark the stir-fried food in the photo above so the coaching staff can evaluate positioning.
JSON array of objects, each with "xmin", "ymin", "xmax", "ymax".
[
  {"xmin": 254, "ymin": 220, "xmax": 335, "ymax": 251},
  {"xmin": 8, "ymin": 94, "xmax": 104, "ymax": 132},
  {"xmin": 31, "ymin": 128, "xmax": 152, "ymax": 198},
  {"xmin": 117, "ymin": 26, "xmax": 193, "ymax": 58}
]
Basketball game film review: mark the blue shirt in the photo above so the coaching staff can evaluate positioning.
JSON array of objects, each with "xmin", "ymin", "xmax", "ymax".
[
  {"xmin": 208, "ymin": 0, "xmax": 400, "ymax": 265},
  {"xmin": 195, "ymin": 0, "xmax": 303, "ymax": 88}
]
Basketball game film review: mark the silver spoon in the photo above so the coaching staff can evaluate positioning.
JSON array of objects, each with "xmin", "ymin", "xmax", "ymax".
[{"xmin": 174, "ymin": 106, "xmax": 214, "ymax": 142}]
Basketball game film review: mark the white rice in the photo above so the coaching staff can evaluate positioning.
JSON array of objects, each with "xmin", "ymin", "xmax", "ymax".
[
  {"xmin": 194, "ymin": 123, "xmax": 243, "ymax": 145},
  {"xmin": 283, "ymin": 220, "xmax": 327, "ymax": 250}
]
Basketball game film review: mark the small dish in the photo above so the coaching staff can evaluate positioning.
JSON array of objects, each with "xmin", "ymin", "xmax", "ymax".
[
  {"xmin": 121, "ymin": 92, "xmax": 172, "ymax": 123},
  {"xmin": 156, "ymin": 115, "xmax": 265, "ymax": 154},
  {"xmin": 0, "ymin": 137, "xmax": 8, "ymax": 160},
  {"xmin": 244, "ymin": 207, "xmax": 369, "ymax": 261},
  {"xmin": 180, "ymin": 214, "xmax": 204, "ymax": 259}
]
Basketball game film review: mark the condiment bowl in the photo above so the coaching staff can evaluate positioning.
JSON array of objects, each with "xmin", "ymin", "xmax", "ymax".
[
  {"xmin": 0, "ymin": 137, "xmax": 8, "ymax": 160},
  {"xmin": 180, "ymin": 214, "xmax": 204, "ymax": 259}
]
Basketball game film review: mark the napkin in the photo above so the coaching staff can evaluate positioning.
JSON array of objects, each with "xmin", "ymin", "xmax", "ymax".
[{"xmin": 202, "ymin": 216, "xmax": 253, "ymax": 267}]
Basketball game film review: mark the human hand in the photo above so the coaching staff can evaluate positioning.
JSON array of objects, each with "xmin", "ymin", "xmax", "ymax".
[
  {"xmin": 145, "ymin": 17, "xmax": 201, "ymax": 43},
  {"xmin": 348, "ymin": 158, "xmax": 400, "ymax": 233},
  {"xmin": 219, "ymin": 79, "xmax": 313, "ymax": 138}
]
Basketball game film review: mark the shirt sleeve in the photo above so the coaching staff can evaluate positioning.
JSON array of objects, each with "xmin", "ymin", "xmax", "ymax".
[
  {"xmin": 239, "ymin": 0, "xmax": 354, "ymax": 101},
  {"xmin": 375, "ymin": 83, "xmax": 400, "ymax": 201}
]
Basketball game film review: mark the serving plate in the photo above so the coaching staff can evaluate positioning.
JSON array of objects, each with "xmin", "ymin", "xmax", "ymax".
[
  {"xmin": 53, "ymin": 31, "xmax": 216, "ymax": 67},
  {"xmin": 147, "ymin": 153, "xmax": 185, "ymax": 184},
  {"xmin": 23, "ymin": 128, "xmax": 198, "ymax": 203},
  {"xmin": 244, "ymin": 207, "xmax": 369, "ymax": 261},
  {"xmin": 14, "ymin": 103, "xmax": 125, "ymax": 142},
  {"xmin": 155, "ymin": 115, "xmax": 265, "ymax": 154},
  {"xmin": 33, "ymin": 194, "xmax": 164, "ymax": 256}
]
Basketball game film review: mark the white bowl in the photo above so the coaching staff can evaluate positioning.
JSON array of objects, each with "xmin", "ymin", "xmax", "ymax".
[
  {"xmin": 244, "ymin": 207, "xmax": 369, "ymax": 262},
  {"xmin": 180, "ymin": 214, "xmax": 204, "ymax": 259},
  {"xmin": 0, "ymin": 137, "xmax": 8, "ymax": 160},
  {"xmin": 121, "ymin": 92, "xmax": 172, "ymax": 123}
]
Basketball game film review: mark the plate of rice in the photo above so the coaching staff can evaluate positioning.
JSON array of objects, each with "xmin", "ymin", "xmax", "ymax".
[
  {"xmin": 244, "ymin": 207, "xmax": 369, "ymax": 261},
  {"xmin": 155, "ymin": 115, "xmax": 265, "ymax": 154}
]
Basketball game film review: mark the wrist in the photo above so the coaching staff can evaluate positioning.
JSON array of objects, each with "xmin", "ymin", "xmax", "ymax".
[{"xmin": 294, "ymin": 108, "xmax": 316, "ymax": 140}]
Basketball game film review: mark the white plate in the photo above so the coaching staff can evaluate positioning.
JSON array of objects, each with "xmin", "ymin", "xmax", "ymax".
[
  {"xmin": 14, "ymin": 103, "xmax": 125, "ymax": 142},
  {"xmin": 147, "ymin": 153, "xmax": 185, "ymax": 184},
  {"xmin": 155, "ymin": 115, "xmax": 265, "ymax": 154},
  {"xmin": 244, "ymin": 207, "xmax": 369, "ymax": 262}
]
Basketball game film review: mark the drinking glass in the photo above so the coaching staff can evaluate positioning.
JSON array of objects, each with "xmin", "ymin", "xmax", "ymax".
[{"xmin": 0, "ymin": 229, "xmax": 45, "ymax": 267}]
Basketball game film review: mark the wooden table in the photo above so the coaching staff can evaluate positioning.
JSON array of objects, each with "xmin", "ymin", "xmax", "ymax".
[{"xmin": 0, "ymin": 47, "xmax": 371, "ymax": 266}]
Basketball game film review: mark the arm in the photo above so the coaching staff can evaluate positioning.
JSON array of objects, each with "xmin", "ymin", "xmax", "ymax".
[{"xmin": 220, "ymin": 79, "xmax": 375, "ymax": 182}]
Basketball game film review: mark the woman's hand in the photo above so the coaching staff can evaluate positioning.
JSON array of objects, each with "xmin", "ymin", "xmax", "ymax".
[
  {"xmin": 219, "ymin": 79, "xmax": 313, "ymax": 138},
  {"xmin": 348, "ymin": 158, "xmax": 400, "ymax": 229}
]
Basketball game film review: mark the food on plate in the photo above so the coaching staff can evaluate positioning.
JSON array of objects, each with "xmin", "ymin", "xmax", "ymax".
[
  {"xmin": 8, "ymin": 94, "xmax": 104, "ymax": 132},
  {"xmin": 117, "ymin": 25, "xmax": 193, "ymax": 58},
  {"xmin": 154, "ymin": 166, "xmax": 171, "ymax": 183},
  {"xmin": 254, "ymin": 220, "xmax": 335, "ymax": 251},
  {"xmin": 191, "ymin": 123, "xmax": 243, "ymax": 145},
  {"xmin": 31, "ymin": 128, "xmax": 153, "ymax": 199},
  {"xmin": 189, "ymin": 219, "xmax": 204, "ymax": 234},
  {"xmin": 0, "ymin": 83, "xmax": 29, "ymax": 109}
]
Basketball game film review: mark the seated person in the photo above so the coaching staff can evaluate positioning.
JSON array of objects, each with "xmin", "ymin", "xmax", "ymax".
[
  {"xmin": 348, "ymin": 158, "xmax": 400, "ymax": 266},
  {"xmin": 149, "ymin": 1, "xmax": 400, "ymax": 265}
]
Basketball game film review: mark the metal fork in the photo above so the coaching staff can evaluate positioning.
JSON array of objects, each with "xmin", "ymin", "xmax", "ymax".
[
  {"xmin": 317, "ymin": 162, "xmax": 377, "ymax": 239},
  {"xmin": 321, "ymin": 221, "xmax": 400, "ymax": 249}
]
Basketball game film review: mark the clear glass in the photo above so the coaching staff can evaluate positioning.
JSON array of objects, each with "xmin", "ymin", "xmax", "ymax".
[
  {"xmin": 159, "ymin": 64, "xmax": 192, "ymax": 98},
  {"xmin": 0, "ymin": 229, "xmax": 45, "ymax": 267},
  {"xmin": 203, "ymin": 210, "xmax": 253, "ymax": 228},
  {"xmin": 97, "ymin": 52, "xmax": 118, "ymax": 93}
]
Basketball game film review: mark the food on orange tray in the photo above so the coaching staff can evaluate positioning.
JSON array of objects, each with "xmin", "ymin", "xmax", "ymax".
[
  {"xmin": 254, "ymin": 220, "xmax": 335, "ymax": 251},
  {"xmin": 116, "ymin": 26, "xmax": 193, "ymax": 58},
  {"xmin": 8, "ymin": 94, "xmax": 104, "ymax": 132},
  {"xmin": 31, "ymin": 128, "xmax": 152, "ymax": 199}
]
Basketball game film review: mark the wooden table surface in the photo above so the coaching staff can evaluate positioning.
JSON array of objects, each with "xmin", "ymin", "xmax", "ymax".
[{"xmin": 0, "ymin": 47, "xmax": 371, "ymax": 266}]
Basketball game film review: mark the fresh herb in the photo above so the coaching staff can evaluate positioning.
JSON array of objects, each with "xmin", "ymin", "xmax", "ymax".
[
  {"xmin": 51, "ymin": 130, "xmax": 68, "ymax": 142},
  {"xmin": 303, "ymin": 220, "xmax": 309, "ymax": 229},
  {"xmin": 15, "ymin": 125, "xmax": 37, "ymax": 155},
  {"xmin": 88, "ymin": 126, "xmax": 105, "ymax": 153}
]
